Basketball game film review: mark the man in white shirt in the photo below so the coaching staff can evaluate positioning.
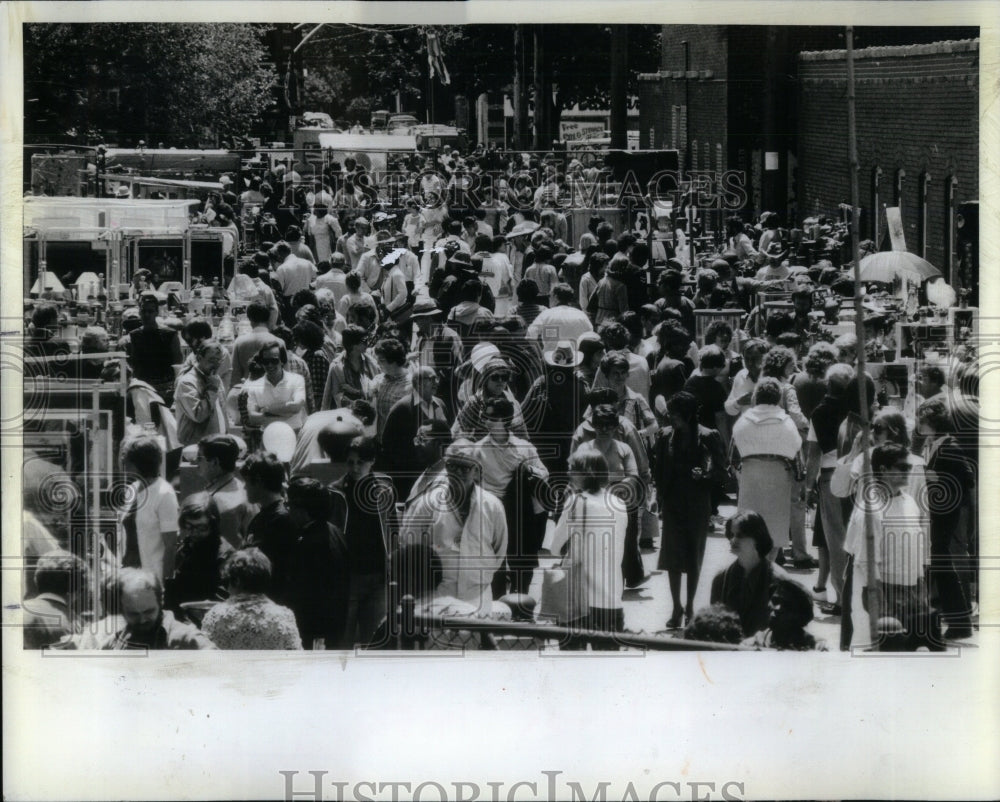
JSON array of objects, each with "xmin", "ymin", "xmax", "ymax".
[
  {"xmin": 472, "ymin": 397, "xmax": 549, "ymax": 595},
  {"xmin": 337, "ymin": 217, "xmax": 374, "ymax": 271},
  {"xmin": 472, "ymin": 236, "xmax": 514, "ymax": 319},
  {"xmin": 245, "ymin": 342, "xmax": 308, "ymax": 432},
  {"xmin": 306, "ymin": 203, "xmax": 343, "ymax": 263},
  {"xmin": 120, "ymin": 435, "xmax": 178, "ymax": 584},
  {"xmin": 526, "ymin": 284, "xmax": 594, "ymax": 357},
  {"xmin": 274, "ymin": 241, "xmax": 316, "ymax": 300}
]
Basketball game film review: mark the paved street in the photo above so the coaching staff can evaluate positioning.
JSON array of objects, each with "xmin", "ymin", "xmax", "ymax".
[{"xmin": 534, "ymin": 498, "xmax": 979, "ymax": 651}]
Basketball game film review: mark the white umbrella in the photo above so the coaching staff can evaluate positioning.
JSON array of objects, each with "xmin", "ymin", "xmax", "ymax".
[{"xmin": 859, "ymin": 251, "xmax": 941, "ymax": 282}]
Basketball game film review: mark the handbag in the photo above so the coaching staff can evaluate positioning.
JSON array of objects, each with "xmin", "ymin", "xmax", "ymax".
[
  {"xmin": 539, "ymin": 496, "xmax": 589, "ymax": 624},
  {"xmin": 639, "ymin": 501, "xmax": 659, "ymax": 546}
]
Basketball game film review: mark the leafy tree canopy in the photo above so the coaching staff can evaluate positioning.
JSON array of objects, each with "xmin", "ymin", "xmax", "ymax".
[
  {"xmin": 24, "ymin": 23, "xmax": 277, "ymax": 146},
  {"xmin": 297, "ymin": 24, "xmax": 659, "ymax": 128}
]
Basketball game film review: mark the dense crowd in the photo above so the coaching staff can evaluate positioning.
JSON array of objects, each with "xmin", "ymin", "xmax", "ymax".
[{"xmin": 21, "ymin": 147, "xmax": 979, "ymax": 652}]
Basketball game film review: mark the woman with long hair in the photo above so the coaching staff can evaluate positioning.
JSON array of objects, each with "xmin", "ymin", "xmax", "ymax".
[
  {"xmin": 164, "ymin": 492, "xmax": 232, "ymax": 617},
  {"xmin": 710, "ymin": 511, "xmax": 789, "ymax": 638}
]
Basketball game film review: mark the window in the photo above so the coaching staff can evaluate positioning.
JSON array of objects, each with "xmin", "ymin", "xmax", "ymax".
[
  {"xmin": 871, "ymin": 166, "xmax": 882, "ymax": 244},
  {"xmin": 945, "ymin": 175, "xmax": 958, "ymax": 282},
  {"xmin": 895, "ymin": 168, "xmax": 906, "ymax": 214},
  {"xmin": 919, "ymin": 172, "xmax": 931, "ymax": 259}
]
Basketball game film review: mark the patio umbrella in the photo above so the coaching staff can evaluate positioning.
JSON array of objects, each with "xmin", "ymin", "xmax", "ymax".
[{"xmin": 859, "ymin": 251, "xmax": 941, "ymax": 282}]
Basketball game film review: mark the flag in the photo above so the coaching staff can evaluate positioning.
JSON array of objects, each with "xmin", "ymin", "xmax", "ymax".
[{"xmin": 427, "ymin": 31, "xmax": 451, "ymax": 86}]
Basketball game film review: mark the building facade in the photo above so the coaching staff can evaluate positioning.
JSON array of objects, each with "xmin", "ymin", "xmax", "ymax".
[{"xmin": 638, "ymin": 25, "xmax": 979, "ymax": 276}]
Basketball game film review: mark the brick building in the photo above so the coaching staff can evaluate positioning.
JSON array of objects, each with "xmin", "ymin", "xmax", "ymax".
[
  {"xmin": 638, "ymin": 25, "xmax": 978, "ymax": 274},
  {"xmin": 798, "ymin": 39, "xmax": 979, "ymax": 279}
]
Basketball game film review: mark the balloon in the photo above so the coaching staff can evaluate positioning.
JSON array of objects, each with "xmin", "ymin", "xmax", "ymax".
[{"xmin": 262, "ymin": 422, "xmax": 297, "ymax": 463}]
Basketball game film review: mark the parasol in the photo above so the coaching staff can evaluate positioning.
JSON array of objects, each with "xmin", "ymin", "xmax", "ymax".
[{"xmin": 859, "ymin": 251, "xmax": 941, "ymax": 282}]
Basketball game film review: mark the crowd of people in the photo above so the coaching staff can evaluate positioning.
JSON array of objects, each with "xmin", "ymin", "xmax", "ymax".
[{"xmin": 21, "ymin": 147, "xmax": 980, "ymax": 652}]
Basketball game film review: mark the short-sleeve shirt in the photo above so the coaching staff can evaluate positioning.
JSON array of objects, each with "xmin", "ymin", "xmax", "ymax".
[
  {"xmin": 245, "ymin": 371, "xmax": 308, "ymax": 430},
  {"xmin": 129, "ymin": 477, "xmax": 179, "ymax": 583}
]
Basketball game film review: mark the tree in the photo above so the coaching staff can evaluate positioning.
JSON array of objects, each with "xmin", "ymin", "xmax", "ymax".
[
  {"xmin": 538, "ymin": 25, "xmax": 661, "ymax": 145},
  {"xmin": 24, "ymin": 24, "xmax": 277, "ymax": 146}
]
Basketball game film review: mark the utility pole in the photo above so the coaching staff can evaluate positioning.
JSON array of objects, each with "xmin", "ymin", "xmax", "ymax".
[
  {"xmin": 847, "ymin": 25, "xmax": 880, "ymax": 649},
  {"xmin": 610, "ymin": 25, "xmax": 628, "ymax": 150},
  {"xmin": 513, "ymin": 25, "xmax": 528, "ymax": 150},
  {"xmin": 533, "ymin": 26, "xmax": 546, "ymax": 150}
]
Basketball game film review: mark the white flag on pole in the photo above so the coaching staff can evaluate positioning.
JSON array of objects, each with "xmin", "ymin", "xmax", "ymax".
[{"xmin": 427, "ymin": 31, "xmax": 451, "ymax": 86}]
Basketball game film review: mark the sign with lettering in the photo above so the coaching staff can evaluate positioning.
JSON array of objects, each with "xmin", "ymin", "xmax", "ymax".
[{"xmin": 560, "ymin": 120, "xmax": 607, "ymax": 142}]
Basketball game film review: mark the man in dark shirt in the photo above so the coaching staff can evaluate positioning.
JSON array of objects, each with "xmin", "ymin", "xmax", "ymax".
[
  {"xmin": 683, "ymin": 345, "xmax": 729, "ymax": 441},
  {"xmin": 287, "ymin": 478, "xmax": 350, "ymax": 650},
  {"xmin": 331, "ymin": 436, "xmax": 397, "ymax": 647},
  {"xmin": 242, "ymin": 452, "xmax": 295, "ymax": 607},
  {"xmin": 128, "ymin": 292, "xmax": 183, "ymax": 405},
  {"xmin": 651, "ymin": 320, "xmax": 694, "ymax": 416}
]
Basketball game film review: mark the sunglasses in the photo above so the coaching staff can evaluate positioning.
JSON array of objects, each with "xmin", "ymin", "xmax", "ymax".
[
  {"xmin": 488, "ymin": 373, "xmax": 511, "ymax": 382},
  {"xmin": 261, "ymin": 357, "xmax": 281, "ymax": 366},
  {"xmin": 891, "ymin": 462, "xmax": 912, "ymax": 472},
  {"xmin": 445, "ymin": 460, "xmax": 476, "ymax": 474}
]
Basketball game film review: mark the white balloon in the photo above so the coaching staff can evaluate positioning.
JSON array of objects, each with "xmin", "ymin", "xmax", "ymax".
[{"xmin": 262, "ymin": 422, "xmax": 297, "ymax": 463}]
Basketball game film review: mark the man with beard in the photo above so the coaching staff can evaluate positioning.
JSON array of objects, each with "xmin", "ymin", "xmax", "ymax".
[{"xmin": 102, "ymin": 569, "xmax": 215, "ymax": 650}]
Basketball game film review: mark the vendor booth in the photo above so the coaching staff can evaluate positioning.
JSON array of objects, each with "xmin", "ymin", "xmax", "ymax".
[{"xmin": 23, "ymin": 197, "xmax": 228, "ymax": 296}]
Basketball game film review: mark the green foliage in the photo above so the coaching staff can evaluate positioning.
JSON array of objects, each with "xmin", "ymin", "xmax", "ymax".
[
  {"xmin": 297, "ymin": 24, "xmax": 659, "ymax": 126},
  {"xmin": 24, "ymin": 23, "xmax": 277, "ymax": 146}
]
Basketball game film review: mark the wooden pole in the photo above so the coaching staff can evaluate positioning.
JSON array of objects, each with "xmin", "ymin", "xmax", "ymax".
[
  {"xmin": 846, "ymin": 26, "xmax": 880, "ymax": 648},
  {"xmin": 610, "ymin": 26, "xmax": 629, "ymax": 151},
  {"xmin": 533, "ymin": 26, "xmax": 544, "ymax": 150}
]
